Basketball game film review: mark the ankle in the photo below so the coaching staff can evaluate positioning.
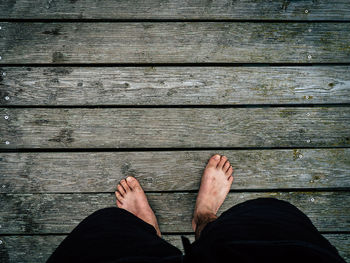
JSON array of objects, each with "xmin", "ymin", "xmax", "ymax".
[
  {"xmin": 194, "ymin": 203, "xmax": 216, "ymax": 216},
  {"xmin": 156, "ymin": 228, "xmax": 161, "ymax": 237},
  {"xmin": 193, "ymin": 212, "xmax": 217, "ymax": 240}
]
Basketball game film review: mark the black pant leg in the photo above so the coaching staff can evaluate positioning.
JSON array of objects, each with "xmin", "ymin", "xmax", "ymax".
[
  {"xmin": 186, "ymin": 198, "xmax": 346, "ymax": 263},
  {"xmin": 47, "ymin": 207, "xmax": 182, "ymax": 263}
]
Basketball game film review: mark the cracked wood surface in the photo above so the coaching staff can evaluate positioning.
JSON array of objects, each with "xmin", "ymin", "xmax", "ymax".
[
  {"xmin": 1, "ymin": 66, "xmax": 350, "ymax": 106},
  {"xmin": 0, "ymin": 2, "xmax": 349, "ymax": 263},
  {"xmin": 0, "ymin": 0, "xmax": 350, "ymax": 20},
  {"xmin": 0, "ymin": 149, "xmax": 349, "ymax": 193},
  {"xmin": 1, "ymin": 107, "xmax": 349, "ymax": 148},
  {"xmin": 0, "ymin": 23, "xmax": 350, "ymax": 63},
  {"xmin": 0, "ymin": 192, "xmax": 349, "ymax": 233}
]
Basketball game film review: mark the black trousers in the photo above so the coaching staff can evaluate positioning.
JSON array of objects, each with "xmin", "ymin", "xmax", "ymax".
[{"xmin": 47, "ymin": 198, "xmax": 345, "ymax": 263}]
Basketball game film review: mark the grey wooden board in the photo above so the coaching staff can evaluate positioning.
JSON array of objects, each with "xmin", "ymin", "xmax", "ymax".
[
  {"xmin": 1, "ymin": 149, "xmax": 349, "ymax": 193},
  {"xmin": 0, "ymin": 23, "xmax": 350, "ymax": 64},
  {"xmin": 0, "ymin": 234, "xmax": 348, "ymax": 263},
  {"xmin": 0, "ymin": 235, "xmax": 66, "ymax": 263},
  {"xmin": 1, "ymin": 66, "xmax": 350, "ymax": 106},
  {"xmin": 324, "ymin": 234, "xmax": 350, "ymax": 263},
  {"xmin": 1, "ymin": 0, "xmax": 350, "ymax": 20},
  {"xmin": 1, "ymin": 107, "xmax": 349, "ymax": 148},
  {"xmin": 1, "ymin": 192, "xmax": 349, "ymax": 233}
]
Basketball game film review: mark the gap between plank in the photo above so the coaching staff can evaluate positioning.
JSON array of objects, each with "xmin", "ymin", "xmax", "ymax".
[
  {"xmin": 1, "ymin": 103, "xmax": 350, "ymax": 108},
  {"xmin": 0, "ymin": 146, "xmax": 349, "ymax": 153},
  {"xmin": 1, "ymin": 63, "xmax": 350, "ymax": 67},
  {"xmin": 1, "ymin": 19, "xmax": 350, "ymax": 23},
  {"xmin": 2, "ymin": 188, "xmax": 350, "ymax": 194},
  {"xmin": 1, "ymin": 231, "xmax": 349, "ymax": 236}
]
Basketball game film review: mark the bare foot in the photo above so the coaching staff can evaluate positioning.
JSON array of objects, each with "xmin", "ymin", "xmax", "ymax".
[
  {"xmin": 192, "ymin": 154, "xmax": 234, "ymax": 234},
  {"xmin": 115, "ymin": 176, "xmax": 161, "ymax": 237}
]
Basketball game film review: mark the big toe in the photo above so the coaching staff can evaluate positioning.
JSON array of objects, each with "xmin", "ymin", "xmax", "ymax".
[
  {"xmin": 126, "ymin": 176, "xmax": 141, "ymax": 190},
  {"xmin": 207, "ymin": 154, "xmax": 221, "ymax": 168}
]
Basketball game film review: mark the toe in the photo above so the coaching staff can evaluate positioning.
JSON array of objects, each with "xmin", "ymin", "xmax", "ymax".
[
  {"xmin": 115, "ymin": 190, "xmax": 124, "ymax": 201},
  {"xmin": 217, "ymin": 155, "xmax": 227, "ymax": 169},
  {"xmin": 223, "ymin": 161, "xmax": 230, "ymax": 173},
  {"xmin": 207, "ymin": 154, "xmax": 221, "ymax": 168},
  {"xmin": 228, "ymin": 175, "xmax": 234, "ymax": 183},
  {"xmin": 226, "ymin": 166, "xmax": 234, "ymax": 177},
  {"xmin": 120, "ymin": 179, "xmax": 130, "ymax": 192},
  {"xmin": 116, "ymin": 200, "xmax": 123, "ymax": 207},
  {"xmin": 117, "ymin": 184, "xmax": 125, "ymax": 196},
  {"xmin": 126, "ymin": 176, "xmax": 140, "ymax": 190}
]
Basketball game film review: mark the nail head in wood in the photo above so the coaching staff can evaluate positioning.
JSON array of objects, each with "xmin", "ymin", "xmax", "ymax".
[
  {"xmin": 5, "ymin": 141, "xmax": 10, "ymax": 145},
  {"xmin": 4, "ymin": 96, "xmax": 9, "ymax": 100},
  {"xmin": 4, "ymin": 115, "xmax": 9, "ymax": 120}
]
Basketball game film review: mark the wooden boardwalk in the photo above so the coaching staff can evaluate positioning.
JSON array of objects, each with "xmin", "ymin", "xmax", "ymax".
[{"xmin": 0, "ymin": 1, "xmax": 350, "ymax": 262}]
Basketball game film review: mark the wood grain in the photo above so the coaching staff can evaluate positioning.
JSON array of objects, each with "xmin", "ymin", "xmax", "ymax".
[
  {"xmin": 0, "ymin": 0, "xmax": 349, "ymax": 20},
  {"xmin": 1, "ymin": 66, "xmax": 350, "ymax": 106},
  {"xmin": 0, "ymin": 192, "xmax": 349, "ymax": 233},
  {"xmin": 0, "ymin": 23, "xmax": 349, "ymax": 64},
  {"xmin": 0, "ymin": 149, "xmax": 349, "ymax": 193},
  {"xmin": 1, "ymin": 107, "xmax": 349, "ymax": 148},
  {"xmin": 0, "ymin": 2, "xmax": 349, "ymax": 263},
  {"xmin": 322, "ymin": 234, "xmax": 350, "ymax": 262},
  {"xmin": 0, "ymin": 234, "xmax": 348, "ymax": 263}
]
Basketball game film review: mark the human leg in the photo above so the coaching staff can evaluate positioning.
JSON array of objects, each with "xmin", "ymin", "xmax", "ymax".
[
  {"xmin": 189, "ymin": 198, "xmax": 346, "ymax": 262},
  {"xmin": 115, "ymin": 176, "xmax": 161, "ymax": 237},
  {"xmin": 188, "ymin": 154, "xmax": 345, "ymax": 262},
  {"xmin": 191, "ymin": 154, "xmax": 234, "ymax": 240},
  {"xmin": 47, "ymin": 177, "xmax": 182, "ymax": 263}
]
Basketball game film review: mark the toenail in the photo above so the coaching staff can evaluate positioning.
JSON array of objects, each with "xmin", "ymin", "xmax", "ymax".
[{"xmin": 214, "ymin": 155, "xmax": 220, "ymax": 160}]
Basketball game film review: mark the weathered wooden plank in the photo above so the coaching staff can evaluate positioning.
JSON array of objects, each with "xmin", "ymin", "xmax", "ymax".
[
  {"xmin": 1, "ymin": 149, "xmax": 349, "ymax": 193},
  {"xmin": 0, "ymin": 235, "xmax": 66, "ymax": 263},
  {"xmin": 0, "ymin": 107, "xmax": 349, "ymax": 148},
  {"xmin": 0, "ymin": 235, "xmax": 186, "ymax": 263},
  {"xmin": 0, "ymin": 192, "xmax": 349, "ymax": 233},
  {"xmin": 0, "ymin": 23, "xmax": 349, "ymax": 64},
  {"xmin": 322, "ymin": 234, "xmax": 350, "ymax": 262},
  {"xmin": 0, "ymin": 234, "xmax": 348, "ymax": 263},
  {"xmin": 0, "ymin": 0, "xmax": 350, "ymax": 20},
  {"xmin": 1, "ymin": 66, "xmax": 350, "ymax": 105}
]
